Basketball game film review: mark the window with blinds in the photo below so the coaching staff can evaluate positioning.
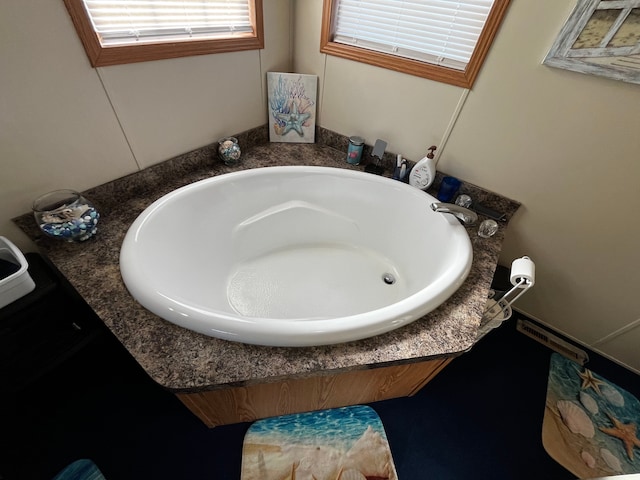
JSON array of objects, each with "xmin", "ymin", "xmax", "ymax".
[
  {"xmin": 321, "ymin": 0, "xmax": 511, "ymax": 88},
  {"xmin": 82, "ymin": 0, "xmax": 254, "ymax": 46},
  {"xmin": 63, "ymin": 0, "xmax": 263, "ymax": 67}
]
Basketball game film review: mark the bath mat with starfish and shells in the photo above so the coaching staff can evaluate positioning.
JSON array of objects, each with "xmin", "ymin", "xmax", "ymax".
[
  {"xmin": 240, "ymin": 405, "xmax": 398, "ymax": 480},
  {"xmin": 543, "ymin": 352, "xmax": 640, "ymax": 478}
]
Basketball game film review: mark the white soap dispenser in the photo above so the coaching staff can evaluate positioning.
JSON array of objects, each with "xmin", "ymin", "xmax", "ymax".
[{"xmin": 409, "ymin": 145, "xmax": 437, "ymax": 191}]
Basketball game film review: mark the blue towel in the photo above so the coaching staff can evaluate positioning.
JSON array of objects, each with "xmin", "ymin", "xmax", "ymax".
[{"xmin": 52, "ymin": 459, "xmax": 105, "ymax": 480}]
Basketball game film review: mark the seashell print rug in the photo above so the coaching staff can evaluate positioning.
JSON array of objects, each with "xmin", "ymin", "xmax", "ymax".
[
  {"xmin": 543, "ymin": 353, "xmax": 640, "ymax": 478},
  {"xmin": 241, "ymin": 405, "xmax": 398, "ymax": 480}
]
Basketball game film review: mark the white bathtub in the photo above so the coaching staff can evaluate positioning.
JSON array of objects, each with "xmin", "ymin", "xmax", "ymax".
[{"xmin": 120, "ymin": 166, "xmax": 473, "ymax": 346}]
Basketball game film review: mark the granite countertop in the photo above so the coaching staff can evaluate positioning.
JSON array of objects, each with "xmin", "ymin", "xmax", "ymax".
[{"xmin": 14, "ymin": 127, "xmax": 520, "ymax": 393}]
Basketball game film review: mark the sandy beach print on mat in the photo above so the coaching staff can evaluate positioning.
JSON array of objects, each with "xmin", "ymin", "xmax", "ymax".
[
  {"xmin": 241, "ymin": 405, "xmax": 398, "ymax": 480},
  {"xmin": 543, "ymin": 352, "xmax": 640, "ymax": 478}
]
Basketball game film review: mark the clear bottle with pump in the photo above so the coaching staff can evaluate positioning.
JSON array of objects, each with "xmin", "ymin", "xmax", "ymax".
[{"xmin": 409, "ymin": 145, "xmax": 437, "ymax": 190}]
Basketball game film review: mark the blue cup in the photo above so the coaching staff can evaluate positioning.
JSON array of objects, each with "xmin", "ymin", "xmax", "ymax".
[{"xmin": 437, "ymin": 176, "xmax": 462, "ymax": 202}]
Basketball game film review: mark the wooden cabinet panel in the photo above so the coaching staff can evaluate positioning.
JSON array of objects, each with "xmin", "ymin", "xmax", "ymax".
[{"xmin": 176, "ymin": 357, "xmax": 453, "ymax": 427}]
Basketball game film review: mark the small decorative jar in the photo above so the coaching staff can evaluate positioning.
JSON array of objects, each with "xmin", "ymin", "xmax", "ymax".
[
  {"xmin": 218, "ymin": 136, "xmax": 241, "ymax": 166},
  {"xmin": 347, "ymin": 136, "xmax": 365, "ymax": 165},
  {"xmin": 33, "ymin": 190, "xmax": 100, "ymax": 242}
]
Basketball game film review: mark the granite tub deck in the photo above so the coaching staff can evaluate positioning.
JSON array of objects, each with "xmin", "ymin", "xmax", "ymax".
[{"xmin": 14, "ymin": 133, "xmax": 520, "ymax": 426}]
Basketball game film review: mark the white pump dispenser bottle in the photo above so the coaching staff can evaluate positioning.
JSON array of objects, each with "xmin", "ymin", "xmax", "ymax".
[{"xmin": 409, "ymin": 145, "xmax": 437, "ymax": 191}]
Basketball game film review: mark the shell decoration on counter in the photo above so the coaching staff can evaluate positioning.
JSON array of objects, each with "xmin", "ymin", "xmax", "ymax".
[
  {"xmin": 33, "ymin": 189, "xmax": 100, "ymax": 243},
  {"xmin": 38, "ymin": 204, "xmax": 99, "ymax": 241},
  {"xmin": 218, "ymin": 136, "xmax": 241, "ymax": 165}
]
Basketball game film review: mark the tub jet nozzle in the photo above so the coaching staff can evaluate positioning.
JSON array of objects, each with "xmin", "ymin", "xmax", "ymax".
[{"xmin": 382, "ymin": 273, "xmax": 396, "ymax": 285}]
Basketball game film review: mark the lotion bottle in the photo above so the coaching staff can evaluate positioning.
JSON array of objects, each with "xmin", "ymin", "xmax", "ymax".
[{"xmin": 409, "ymin": 145, "xmax": 437, "ymax": 190}]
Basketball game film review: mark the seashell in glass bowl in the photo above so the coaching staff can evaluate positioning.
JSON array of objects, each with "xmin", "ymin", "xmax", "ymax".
[
  {"xmin": 33, "ymin": 189, "xmax": 100, "ymax": 242},
  {"xmin": 217, "ymin": 136, "xmax": 241, "ymax": 166}
]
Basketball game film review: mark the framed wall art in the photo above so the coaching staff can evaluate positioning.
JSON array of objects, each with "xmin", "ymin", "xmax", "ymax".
[{"xmin": 544, "ymin": 0, "xmax": 640, "ymax": 85}]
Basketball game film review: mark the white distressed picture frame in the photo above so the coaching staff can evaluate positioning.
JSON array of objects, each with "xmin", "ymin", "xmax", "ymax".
[{"xmin": 544, "ymin": 0, "xmax": 640, "ymax": 85}]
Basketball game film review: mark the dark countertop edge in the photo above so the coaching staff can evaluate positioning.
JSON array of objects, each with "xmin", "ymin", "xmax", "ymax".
[{"xmin": 169, "ymin": 352, "xmax": 460, "ymax": 394}]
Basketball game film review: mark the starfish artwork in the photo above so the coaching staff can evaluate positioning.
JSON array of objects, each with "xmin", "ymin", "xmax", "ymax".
[
  {"xmin": 600, "ymin": 413, "xmax": 640, "ymax": 461},
  {"xmin": 579, "ymin": 368, "xmax": 605, "ymax": 395},
  {"xmin": 267, "ymin": 72, "xmax": 317, "ymax": 144},
  {"xmin": 275, "ymin": 101, "xmax": 310, "ymax": 137}
]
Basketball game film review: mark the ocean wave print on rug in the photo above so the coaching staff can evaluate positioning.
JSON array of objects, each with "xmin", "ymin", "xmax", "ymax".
[
  {"xmin": 241, "ymin": 405, "xmax": 398, "ymax": 480},
  {"xmin": 543, "ymin": 352, "xmax": 640, "ymax": 478}
]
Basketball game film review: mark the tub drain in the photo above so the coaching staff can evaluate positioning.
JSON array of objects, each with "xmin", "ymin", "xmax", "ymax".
[{"xmin": 382, "ymin": 273, "xmax": 396, "ymax": 285}]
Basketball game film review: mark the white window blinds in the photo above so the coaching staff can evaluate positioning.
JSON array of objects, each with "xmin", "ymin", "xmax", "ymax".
[
  {"xmin": 81, "ymin": 0, "xmax": 253, "ymax": 46},
  {"xmin": 333, "ymin": 0, "xmax": 496, "ymax": 71}
]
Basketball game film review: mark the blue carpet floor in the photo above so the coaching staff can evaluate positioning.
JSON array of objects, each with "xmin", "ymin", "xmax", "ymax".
[{"xmin": 1, "ymin": 259, "xmax": 639, "ymax": 479}]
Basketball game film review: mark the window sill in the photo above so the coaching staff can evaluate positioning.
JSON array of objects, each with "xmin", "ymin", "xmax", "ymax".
[{"xmin": 320, "ymin": 41, "xmax": 474, "ymax": 88}]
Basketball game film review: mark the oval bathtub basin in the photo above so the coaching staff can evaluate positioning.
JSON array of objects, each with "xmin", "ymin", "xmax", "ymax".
[{"xmin": 120, "ymin": 166, "xmax": 473, "ymax": 347}]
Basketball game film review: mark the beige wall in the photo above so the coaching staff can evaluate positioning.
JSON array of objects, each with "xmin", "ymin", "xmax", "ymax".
[
  {"xmin": 294, "ymin": 0, "xmax": 640, "ymax": 372},
  {"xmin": 2, "ymin": 0, "xmax": 639, "ymax": 371},
  {"xmin": 443, "ymin": 0, "xmax": 640, "ymax": 369},
  {"xmin": 0, "ymin": 0, "xmax": 292, "ymax": 250}
]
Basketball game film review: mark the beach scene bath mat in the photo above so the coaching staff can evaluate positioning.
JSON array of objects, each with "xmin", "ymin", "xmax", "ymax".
[
  {"xmin": 241, "ymin": 405, "xmax": 398, "ymax": 480},
  {"xmin": 543, "ymin": 352, "xmax": 640, "ymax": 478}
]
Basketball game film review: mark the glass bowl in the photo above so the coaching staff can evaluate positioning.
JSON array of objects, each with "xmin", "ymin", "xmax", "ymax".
[
  {"xmin": 218, "ymin": 136, "xmax": 241, "ymax": 166},
  {"xmin": 33, "ymin": 190, "xmax": 100, "ymax": 242}
]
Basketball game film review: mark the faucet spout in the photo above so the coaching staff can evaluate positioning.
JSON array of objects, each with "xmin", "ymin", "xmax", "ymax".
[{"xmin": 430, "ymin": 202, "xmax": 478, "ymax": 225}]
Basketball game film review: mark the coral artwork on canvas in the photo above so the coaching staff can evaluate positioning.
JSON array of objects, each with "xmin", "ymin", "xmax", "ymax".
[{"xmin": 267, "ymin": 72, "xmax": 318, "ymax": 144}]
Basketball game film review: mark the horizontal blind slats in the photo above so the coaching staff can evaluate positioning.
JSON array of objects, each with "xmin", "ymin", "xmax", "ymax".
[
  {"xmin": 82, "ymin": 0, "xmax": 253, "ymax": 44},
  {"xmin": 334, "ymin": 0, "xmax": 495, "ymax": 68}
]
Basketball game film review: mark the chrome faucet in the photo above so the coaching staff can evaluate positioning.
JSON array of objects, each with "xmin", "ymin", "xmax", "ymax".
[{"xmin": 430, "ymin": 202, "xmax": 478, "ymax": 225}]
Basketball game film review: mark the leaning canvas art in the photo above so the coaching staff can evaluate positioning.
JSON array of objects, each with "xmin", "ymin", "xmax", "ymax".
[{"xmin": 267, "ymin": 72, "xmax": 317, "ymax": 143}]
